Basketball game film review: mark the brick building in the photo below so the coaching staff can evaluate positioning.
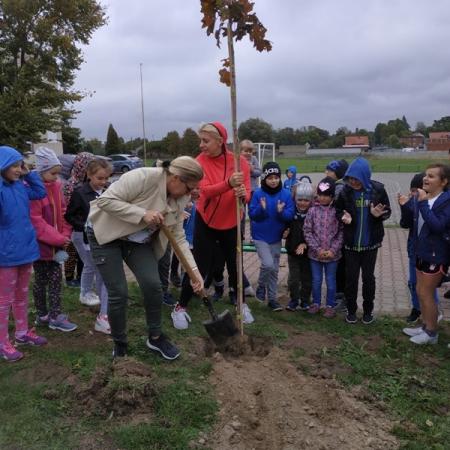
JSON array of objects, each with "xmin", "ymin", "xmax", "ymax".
[{"xmin": 427, "ymin": 132, "xmax": 450, "ymax": 151}]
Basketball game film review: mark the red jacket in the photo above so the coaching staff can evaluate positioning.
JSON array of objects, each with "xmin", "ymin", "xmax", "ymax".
[
  {"xmin": 196, "ymin": 150, "xmax": 251, "ymax": 230},
  {"xmin": 30, "ymin": 179, "xmax": 72, "ymax": 261}
]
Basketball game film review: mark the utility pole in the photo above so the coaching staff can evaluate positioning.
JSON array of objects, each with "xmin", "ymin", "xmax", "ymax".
[{"xmin": 139, "ymin": 63, "xmax": 147, "ymax": 165}]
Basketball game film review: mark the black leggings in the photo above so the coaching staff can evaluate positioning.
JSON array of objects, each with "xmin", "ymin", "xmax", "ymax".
[{"xmin": 179, "ymin": 214, "xmax": 240, "ymax": 307}]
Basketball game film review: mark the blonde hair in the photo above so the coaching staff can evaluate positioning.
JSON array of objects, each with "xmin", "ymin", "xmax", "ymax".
[
  {"xmin": 240, "ymin": 139, "xmax": 254, "ymax": 152},
  {"xmin": 198, "ymin": 123, "xmax": 222, "ymax": 142},
  {"xmin": 168, "ymin": 156, "xmax": 203, "ymax": 182},
  {"xmin": 86, "ymin": 158, "xmax": 113, "ymax": 176}
]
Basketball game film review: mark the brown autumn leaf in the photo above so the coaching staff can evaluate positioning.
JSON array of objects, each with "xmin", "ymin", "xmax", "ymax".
[{"xmin": 219, "ymin": 67, "xmax": 231, "ymax": 86}]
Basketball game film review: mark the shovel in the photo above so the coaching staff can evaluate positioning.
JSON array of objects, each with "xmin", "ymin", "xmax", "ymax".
[{"xmin": 160, "ymin": 224, "xmax": 238, "ymax": 346}]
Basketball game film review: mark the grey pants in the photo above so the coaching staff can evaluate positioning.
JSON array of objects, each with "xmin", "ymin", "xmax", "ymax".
[
  {"xmin": 254, "ymin": 240, "xmax": 281, "ymax": 303},
  {"xmin": 87, "ymin": 229, "xmax": 163, "ymax": 345}
]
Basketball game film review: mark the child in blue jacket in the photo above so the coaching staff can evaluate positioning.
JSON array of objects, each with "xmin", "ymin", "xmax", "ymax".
[
  {"xmin": 283, "ymin": 165, "xmax": 298, "ymax": 193},
  {"xmin": 250, "ymin": 162, "xmax": 295, "ymax": 311}
]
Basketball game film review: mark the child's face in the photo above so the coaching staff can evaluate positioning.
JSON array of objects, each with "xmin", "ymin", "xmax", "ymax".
[
  {"xmin": 265, "ymin": 174, "xmax": 280, "ymax": 189},
  {"xmin": 41, "ymin": 166, "xmax": 61, "ymax": 182},
  {"xmin": 241, "ymin": 146, "xmax": 253, "ymax": 161},
  {"xmin": 286, "ymin": 171, "xmax": 293, "ymax": 179},
  {"xmin": 2, "ymin": 161, "xmax": 23, "ymax": 182},
  {"xmin": 347, "ymin": 176, "xmax": 363, "ymax": 191},
  {"xmin": 296, "ymin": 198, "xmax": 311, "ymax": 211},
  {"xmin": 89, "ymin": 168, "xmax": 111, "ymax": 191},
  {"xmin": 317, "ymin": 194, "xmax": 333, "ymax": 206},
  {"xmin": 325, "ymin": 169, "xmax": 337, "ymax": 180},
  {"xmin": 423, "ymin": 168, "xmax": 448, "ymax": 195}
]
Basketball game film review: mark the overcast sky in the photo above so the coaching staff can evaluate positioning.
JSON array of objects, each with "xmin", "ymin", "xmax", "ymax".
[{"xmin": 73, "ymin": 0, "xmax": 450, "ymax": 141}]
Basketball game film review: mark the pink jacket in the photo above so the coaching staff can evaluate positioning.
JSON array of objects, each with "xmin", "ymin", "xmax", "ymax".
[{"xmin": 30, "ymin": 179, "xmax": 72, "ymax": 261}]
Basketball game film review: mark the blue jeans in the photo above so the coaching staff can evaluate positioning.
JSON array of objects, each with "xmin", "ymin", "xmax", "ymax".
[
  {"xmin": 254, "ymin": 240, "xmax": 281, "ymax": 304},
  {"xmin": 408, "ymin": 256, "xmax": 438, "ymax": 310},
  {"xmin": 310, "ymin": 260, "xmax": 338, "ymax": 307}
]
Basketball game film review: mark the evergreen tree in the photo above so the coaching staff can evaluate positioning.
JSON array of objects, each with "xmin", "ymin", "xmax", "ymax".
[
  {"xmin": 164, "ymin": 131, "xmax": 181, "ymax": 156},
  {"xmin": 105, "ymin": 124, "xmax": 120, "ymax": 155}
]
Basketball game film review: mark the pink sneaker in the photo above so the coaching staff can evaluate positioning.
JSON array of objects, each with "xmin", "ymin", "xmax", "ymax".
[
  {"xmin": 308, "ymin": 303, "xmax": 320, "ymax": 314},
  {"xmin": 15, "ymin": 328, "xmax": 48, "ymax": 346},
  {"xmin": 323, "ymin": 306, "xmax": 336, "ymax": 318},
  {"xmin": 0, "ymin": 341, "xmax": 24, "ymax": 362}
]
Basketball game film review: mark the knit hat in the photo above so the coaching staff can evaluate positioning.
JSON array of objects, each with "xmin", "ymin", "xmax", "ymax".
[
  {"xmin": 261, "ymin": 161, "xmax": 281, "ymax": 181},
  {"xmin": 35, "ymin": 147, "xmax": 61, "ymax": 173},
  {"xmin": 326, "ymin": 159, "xmax": 349, "ymax": 180},
  {"xmin": 317, "ymin": 176, "xmax": 336, "ymax": 197},
  {"xmin": 295, "ymin": 181, "xmax": 314, "ymax": 200},
  {"xmin": 410, "ymin": 172, "xmax": 425, "ymax": 190}
]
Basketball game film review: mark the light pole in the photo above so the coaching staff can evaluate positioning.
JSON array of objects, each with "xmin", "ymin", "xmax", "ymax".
[{"xmin": 139, "ymin": 63, "xmax": 147, "ymax": 166}]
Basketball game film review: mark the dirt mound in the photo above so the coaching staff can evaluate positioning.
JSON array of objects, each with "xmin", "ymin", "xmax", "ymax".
[
  {"xmin": 205, "ymin": 346, "xmax": 399, "ymax": 450},
  {"xmin": 74, "ymin": 357, "xmax": 155, "ymax": 419},
  {"xmin": 204, "ymin": 334, "xmax": 273, "ymax": 358}
]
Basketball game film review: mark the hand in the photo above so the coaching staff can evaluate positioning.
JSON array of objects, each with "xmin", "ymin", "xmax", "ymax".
[
  {"xmin": 318, "ymin": 249, "xmax": 326, "ymax": 259},
  {"xmin": 143, "ymin": 210, "xmax": 164, "ymax": 226},
  {"xmin": 20, "ymin": 163, "xmax": 30, "ymax": 176},
  {"xmin": 260, "ymin": 197, "xmax": 266, "ymax": 209},
  {"xmin": 277, "ymin": 200, "xmax": 285, "ymax": 213},
  {"xmin": 326, "ymin": 250, "xmax": 334, "ymax": 259},
  {"xmin": 295, "ymin": 243, "xmax": 307, "ymax": 255},
  {"xmin": 417, "ymin": 188, "xmax": 428, "ymax": 202},
  {"xmin": 233, "ymin": 184, "xmax": 246, "ymax": 199},
  {"xmin": 342, "ymin": 210, "xmax": 352, "ymax": 224},
  {"xmin": 397, "ymin": 193, "xmax": 409, "ymax": 206},
  {"xmin": 229, "ymin": 171, "xmax": 244, "ymax": 187},
  {"xmin": 190, "ymin": 268, "xmax": 204, "ymax": 293},
  {"xmin": 370, "ymin": 203, "xmax": 388, "ymax": 218},
  {"xmin": 183, "ymin": 210, "xmax": 191, "ymax": 221},
  {"xmin": 63, "ymin": 238, "xmax": 71, "ymax": 247}
]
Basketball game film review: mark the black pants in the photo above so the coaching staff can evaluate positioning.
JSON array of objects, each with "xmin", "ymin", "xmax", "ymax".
[
  {"xmin": 179, "ymin": 214, "xmax": 240, "ymax": 307},
  {"xmin": 287, "ymin": 254, "xmax": 312, "ymax": 302},
  {"xmin": 344, "ymin": 249, "xmax": 378, "ymax": 315},
  {"xmin": 336, "ymin": 253, "xmax": 346, "ymax": 294}
]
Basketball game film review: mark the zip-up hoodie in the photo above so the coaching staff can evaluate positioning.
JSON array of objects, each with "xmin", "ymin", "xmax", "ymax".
[
  {"xmin": 196, "ymin": 123, "xmax": 251, "ymax": 230},
  {"xmin": 335, "ymin": 157, "xmax": 390, "ymax": 251},
  {"xmin": 0, "ymin": 146, "xmax": 46, "ymax": 267},
  {"xmin": 283, "ymin": 165, "xmax": 298, "ymax": 191},
  {"xmin": 30, "ymin": 179, "xmax": 72, "ymax": 260}
]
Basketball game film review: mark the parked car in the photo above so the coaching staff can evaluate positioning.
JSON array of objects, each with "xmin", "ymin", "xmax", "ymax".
[{"xmin": 109, "ymin": 154, "xmax": 144, "ymax": 173}]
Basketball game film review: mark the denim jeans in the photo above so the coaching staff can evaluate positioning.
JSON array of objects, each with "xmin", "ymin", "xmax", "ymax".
[
  {"xmin": 254, "ymin": 240, "xmax": 281, "ymax": 304},
  {"xmin": 310, "ymin": 259, "xmax": 338, "ymax": 307},
  {"xmin": 87, "ymin": 228, "xmax": 163, "ymax": 345},
  {"xmin": 72, "ymin": 231, "xmax": 108, "ymax": 315}
]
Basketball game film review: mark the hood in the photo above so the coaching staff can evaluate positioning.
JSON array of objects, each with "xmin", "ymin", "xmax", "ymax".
[
  {"xmin": 69, "ymin": 152, "xmax": 95, "ymax": 184},
  {"xmin": 286, "ymin": 165, "xmax": 297, "ymax": 177},
  {"xmin": 0, "ymin": 145, "xmax": 22, "ymax": 171},
  {"xmin": 344, "ymin": 157, "xmax": 371, "ymax": 191},
  {"xmin": 210, "ymin": 122, "xmax": 228, "ymax": 153}
]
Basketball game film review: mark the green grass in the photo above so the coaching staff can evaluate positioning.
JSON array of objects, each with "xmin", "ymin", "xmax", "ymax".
[{"xmin": 1, "ymin": 284, "xmax": 449, "ymax": 449}]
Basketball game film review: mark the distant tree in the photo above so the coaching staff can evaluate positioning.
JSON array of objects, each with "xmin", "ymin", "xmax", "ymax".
[
  {"xmin": 238, "ymin": 117, "xmax": 273, "ymax": 143},
  {"xmin": 84, "ymin": 138, "xmax": 104, "ymax": 155},
  {"xmin": 374, "ymin": 123, "xmax": 388, "ymax": 145},
  {"xmin": 335, "ymin": 126, "xmax": 351, "ymax": 136},
  {"xmin": 387, "ymin": 134, "xmax": 401, "ymax": 148},
  {"xmin": 0, "ymin": 0, "xmax": 106, "ymax": 150},
  {"xmin": 62, "ymin": 123, "xmax": 82, "ymax": 154},
  {"xmin": 414, "ymin": 121, "xmax": 427, "ymax": 134},
  {"xmin": 429, "ymin": 116, "xmax": 450, "ymax": 132},
  {"xmin": 105, "ymin": 124, "xmax": 120, "ymax": 155},
  {"xmin": 274, "ymin": 127, "xmax": 296, "ymax": 146},
  {"xmin": 402, "ymin": 115, "xmax": 410, "ymax": 131},
  {"xmin": 181, "ymin": 128, "xmax": 200, "ymax": 156},
  {"xmin": 164, "ymin": 131, "xmax": 181, "ymax": 156}
]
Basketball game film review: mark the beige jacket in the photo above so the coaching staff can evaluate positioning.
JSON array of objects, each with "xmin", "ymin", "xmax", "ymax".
[{"xmin": 88, "ymin": 167, "xmax": 195, "ymax": 267}]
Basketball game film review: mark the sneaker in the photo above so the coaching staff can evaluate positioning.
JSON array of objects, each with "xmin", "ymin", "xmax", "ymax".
[
  {"xmin": 323, "ymin": 306, "xmax": 336, "ymax": 318},
  {"xmin": 255, "ymin": 285, "xmax": 266, "ymax": 303},
  {"xmin": 242, "ymin": 303, "xmax": 255, "ymax": 324},
  {"xmin": 403, "ymin": 326, "xmax": 425, "ymax": 337},
  {"xmin": 406, "ymin": 308, "xmax": 421, "ymax": 323},
  {"xmin": 335, "ymin": 298, "xmax": 347, "ymax": 313},
  {"xmin": 0, "ymin": 341, "xmax": 23, "ymax": 362},
  {"xmin": 299, "ymin": 300, "xmax": 310, "ymax": 311},
  {"xmin": 15, "ymin": 328, "xmax": 47, "ymax": 346},
  {"xmin": 286, "ymin": 299, "xmax": 300, "ymax": 312},
  {"xmin": 49, "ymin": 314, "xmax": 78, "ymax": 332},
  {"xmin": 66, "ymin": 279, "xmax": 81, "ymax": 288},
  {"xmin": 212, "ymin": 285, "xmax": 224, "ymax": 301},
  {"xmin": 170, "ymin": 274, "xmax": 182, "ymax": 288},
  {"xmin": 35, "ymin": 314, "xmax": 49, "ymax": 326},
  {"xmin": 308, "ymin": 303, "xmax": 320, "ymax": 315},
  {"xmin": 162, "ymin": 291, "xmax": 176, "ymax": 306},
  {"xmin": 95, "ymin": 315, "xmax": 111, "ymax": 334},
  {"xmin": 146, "ymin": 334, "xmax": 180, "ymax": 360},
  {"xmin": 112, "ymin": 342, "xmax": 128, "ymax": 358},
  {"xmin": 410, "ymin": 331, "xmax": 438, "ymax": 345},
  {"xmin": 244, "ymin": 285, "xmax": 255, "ymax": 297},
  {"xmin": 362, "ymin": 313, "xmax": 374, "ymax": 324},
  {"xmin": 268, "ymin": 301, "xmax": 283, "ymax": 312},
  {"xmin": 345, "ymin": 313, "xmax": 357, "ymax": 324},
  {"xmin": 171, "ymin": 304, "xmax": 191, "ymax": 330},
  {"xmin": 80, "ymin": 292, "xmax": 100, "ymax": 306}
]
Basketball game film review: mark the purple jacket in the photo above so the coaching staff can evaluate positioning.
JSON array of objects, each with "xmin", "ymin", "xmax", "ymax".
[{"xmin": 303, "ymin": 203, "xmax": 343, "ymax": 262}]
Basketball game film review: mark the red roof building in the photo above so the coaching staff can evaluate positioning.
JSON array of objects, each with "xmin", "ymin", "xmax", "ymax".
[
  {"xmin": 428, "ymin": 131, "xmax": 450, "ymax": 151},
  {"xmin": 343, "ymin": 136, "xmax": 370, "ymax": 149}
]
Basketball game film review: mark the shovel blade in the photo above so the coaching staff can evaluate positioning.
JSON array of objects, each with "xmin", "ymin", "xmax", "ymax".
[{"xmin": 203, "ymin": 309, "xmax": 238, "ymax": 346}]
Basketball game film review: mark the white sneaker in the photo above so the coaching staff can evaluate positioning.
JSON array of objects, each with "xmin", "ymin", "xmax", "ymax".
[
  {"xmin": 410, "ymin": 331, "xmax": 438, "ymax": 345},
  {"xmin": 80, "ymin": 291, "xmax": 100, "ymax": 306},
  {"xmin": 244, "ymin": 285, "xmax": 255, "ymax": 297},
  {"xmin": 242, "ymin": 303, "xmax": 255, "ymax": 324},
  {"xmin": 403, "ymin": 326, "xmax": 425, "ymax": 337},
  {"xmin": 171, "ymin": 304, "xmax": 191, "ymax": 330},
  {"xmin": 95, "ymin": 314, "xmax": 111, "ymax": 334},
  {"xmin": 437, "ymin": 310, "xmax": 444, "ymax": 323}
]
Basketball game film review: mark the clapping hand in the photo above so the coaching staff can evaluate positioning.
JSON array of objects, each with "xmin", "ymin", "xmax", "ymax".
[
  {"xmin": 260, "ymin": 197, "xmax": 267, "ymax": 209},
  {"xmin": 277, "ymin": 200, "xmax": 285, "ymax": 213},
  {"xmin": 342, "ymin": 210, "xmax": 352, "ymax": 224},
  {"xmin": 397, "ymin": 193, "xmax": 410, "ymax": 206},
  {"xmin": 370, "ymin": 203, "xmax": 388, "ymax": 218},
  {"xmin": 417, "ymin": 188, "xmax": 428, "ymax": 202}
]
